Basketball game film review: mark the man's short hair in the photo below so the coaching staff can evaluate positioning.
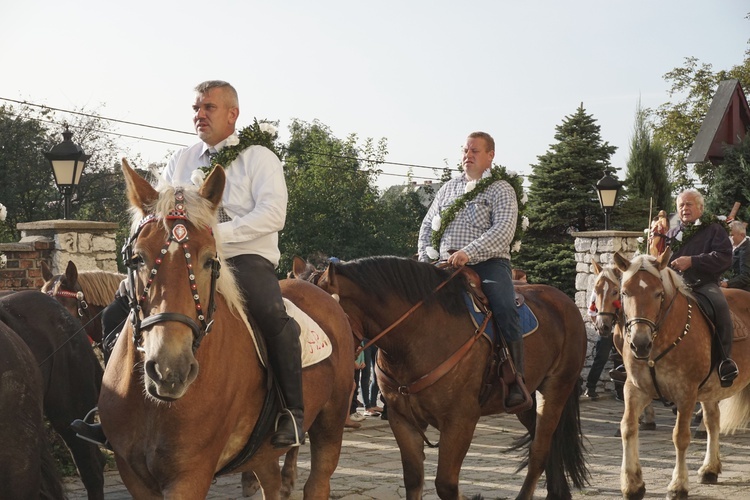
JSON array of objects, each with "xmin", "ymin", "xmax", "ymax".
[
  {"xmin": 730, "ymin": 220, "xmax": 747, "ymax": 236},
  {"xmin": 467, "ymin": 131, "xmax": 495, "ymax": 152},
  {"xmin": 676, "ymin": 188, "xmax": 704, "ymax": 210},
  {"xmin": 194, "ymin": 80, "xmax": 239, "ymax": 107}
]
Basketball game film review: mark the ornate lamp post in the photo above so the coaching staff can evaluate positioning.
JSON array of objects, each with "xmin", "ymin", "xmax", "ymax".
[
  {"xmin": 44, "ymin": 126, "xmax": 90, "ymax": 219},
  {"xmin": 595, "ymin": 171, "xmax": 622, "ymax": 230}
]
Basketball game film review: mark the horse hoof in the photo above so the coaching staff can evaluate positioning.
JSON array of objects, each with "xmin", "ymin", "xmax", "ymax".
[
  {"xmin": 625, "ymin": 484, "xmax": 646, "ymax": 500},
  {"xmin": 693, "ymin": 429, "xmax": 707, "ymax": 440},
  {"xmin": 639, "ymin": 422, "xmax": 656, "ymax": 431},
  {"xmin": 667, "ymin": 489, "xmax": 688, "ymax": 500},
  {"xmin": 700, "ymin": 472, "xmax": 719, "ymax": 484}
]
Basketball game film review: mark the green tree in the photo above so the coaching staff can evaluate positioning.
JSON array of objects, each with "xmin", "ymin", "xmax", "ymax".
[
  {"xmin": 517, "ymin": 104, "xmax": 617, "ymax": 297},
  {"xmin": 280, "ymin": 119, "xmax": 385, "ymax": 276},
  {"xmin": 653, "ymin": 39, "xmax": 750, "ymax": 190},
  {"xmin": 620, "ymin": 100, "xmax": 671, "ymax": 230},
  {"xmin": 705, "ymin": 134, "xmax": 750, "ymax": 222}
]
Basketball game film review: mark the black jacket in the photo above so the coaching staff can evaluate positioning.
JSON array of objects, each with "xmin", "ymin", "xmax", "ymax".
[{"xmin": 727, "ymin": 237, "xmax": 750, "ymax": 291}]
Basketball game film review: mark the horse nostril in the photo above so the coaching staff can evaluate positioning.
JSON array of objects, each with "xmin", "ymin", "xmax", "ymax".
[{"xmin": 145, "ymin": 360, "xmax": 160, "ymax": 382}]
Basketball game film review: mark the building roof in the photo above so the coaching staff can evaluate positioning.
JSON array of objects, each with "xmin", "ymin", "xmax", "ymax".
[{"xmin": 687, "ymin": 79, "xmax": 750, "ymax": 165}]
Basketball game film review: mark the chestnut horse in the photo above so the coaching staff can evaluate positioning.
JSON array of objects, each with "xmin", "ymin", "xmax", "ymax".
[
  {"xmin": 613, "ymin": 251, "xmax": 750, "ymax": 499},
  {"xmin": 40, "ymin": 260, "xmax": 125, "ymax": 346},
  {"xmin": 590, "ymin": 260, "xmax": 656, "ymax": 430},
  {"xmin": 315, "ymin": 256, "xmax": 589, "ymax": 499},
  {"xmin": 98, "ymin": 161, "xmax": 354, "ymax": 498}
]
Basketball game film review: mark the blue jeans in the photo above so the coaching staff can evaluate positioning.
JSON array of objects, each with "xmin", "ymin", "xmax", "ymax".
[
  {"xmin": 468, "ymin": 258, "xmax": 521, "ymax": 342},
  {"xmin": 360, "ymin": 345, "xmax": 380, "ymax": 408}
]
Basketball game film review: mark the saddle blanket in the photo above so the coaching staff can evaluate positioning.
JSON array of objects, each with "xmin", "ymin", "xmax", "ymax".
[
  {"xmin": 251, "ymin": 298, "xmax": 333, "ymax": 368},
  {"xmin": 463, "ymin": 291, "xmax": 538, "ymax": 344},
  {"xmin": 284, "ymin": 298, "xmax": 333, "ymax": 367}
]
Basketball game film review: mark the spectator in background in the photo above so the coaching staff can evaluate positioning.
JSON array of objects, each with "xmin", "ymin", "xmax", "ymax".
[{"xmin": 721, "ymin": 220, "xmax": 750, "ymax": 291}]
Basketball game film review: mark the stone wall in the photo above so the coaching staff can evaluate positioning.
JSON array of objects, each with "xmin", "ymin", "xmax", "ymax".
[
  {"xmin": 0, "ymin": 220, "xmax": 119, "ymax": 291},
  {"xmin": 571, "ymin": 230, "xmax": 642, "ymax": 392}
]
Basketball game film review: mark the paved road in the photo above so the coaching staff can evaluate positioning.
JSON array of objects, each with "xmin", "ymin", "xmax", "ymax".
[{"xmin": 64, "ymin": 393, "xmax": 750, "ymax": 499}]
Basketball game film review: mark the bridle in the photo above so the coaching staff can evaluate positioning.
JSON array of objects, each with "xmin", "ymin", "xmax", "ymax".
[
  {"xmin": 45, "ymin": 280, "xmax": 89, "ymax": 319},
  {"xmin": 622, "ymin": 265, "xmax": 678, "ymax": 346},
  {"xmin": 121, "ymin": 188, "xmax": 221, "ymax": 352}
]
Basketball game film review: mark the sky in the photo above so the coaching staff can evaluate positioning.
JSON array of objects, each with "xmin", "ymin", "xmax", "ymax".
[{"xmin": 1, "ymin": 1, "xmax": 748, "ymax": 190}]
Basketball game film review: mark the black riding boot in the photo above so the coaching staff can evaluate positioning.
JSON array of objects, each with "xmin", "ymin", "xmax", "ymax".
[
  {"xmin": 717, "ymin": 324, "xmax": 738, "ymax": 387},
  {"xmin": 266, "ymin": 319, "xmax": 305, "ymax": 448},
  {"xmin": 506, "ymin": 340, "xmax": 529, "ymax": 409}
]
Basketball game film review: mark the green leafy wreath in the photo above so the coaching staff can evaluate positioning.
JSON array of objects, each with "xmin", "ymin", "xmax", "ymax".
[
  {"xmin": 669, "ymin": 212, "xmax": 730, "ymax": 253},
  {"xmin": 430, "ymin": 165, "xmax": 526, "ymax": 253},
  {"xmin": 198, "ymin": 118, "xmax": 279, "ymax": 176}
]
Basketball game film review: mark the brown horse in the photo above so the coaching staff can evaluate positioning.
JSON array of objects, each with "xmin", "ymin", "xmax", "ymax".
[
  {"xmin": 40, "ymin": 260, "xmax": 125, "ymax": 345},
  {"xmin": 98, "ymin": 160, "xmax": 354, "ymax": 498},
  {"xmin": 0, "ymin": 320, "xmax": 64, "ymax": 499},
  {"xmin": 613, "ymin": 251, "xmax": 750, "ymax": 499},
  {"xmin": 314, "ymin": 256, "xmax": 589, "ymax": 499},
  {"xmin": 590, "ymin": 260, "xmax": 656, "ymax": 431}
]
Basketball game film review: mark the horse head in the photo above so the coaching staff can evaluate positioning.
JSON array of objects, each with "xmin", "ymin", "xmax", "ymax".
[
  {"xmin": 613, "ymin": 250, "xmax": 675, "ymax": 359},
  {"xmin": 121, "ymin": 159, "xmax": 229, "ymax": 401},
  {"xmin": 41, "ymin": 260, "xmax": 86, "ymax": 320},
  {"xmin": 590, "ymin": 259, "xmax": 622, "ymax": 338}
]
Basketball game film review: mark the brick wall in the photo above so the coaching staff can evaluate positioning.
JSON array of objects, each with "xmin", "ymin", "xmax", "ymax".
[{"xmin": 0, "ymin": 241, "xmax": 54, "ymax": 290}]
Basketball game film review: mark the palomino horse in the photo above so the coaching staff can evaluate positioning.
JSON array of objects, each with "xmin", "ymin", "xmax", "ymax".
[
  {"xmin": 590, "ymin": 260, "xmax": 656, "ymax": 431},
  {"xmin": 0, "ymin": 290, "xmax": 106, "ymax": 499},
  {"xmin": 613, "ymin": 250, "xmax": 750, "ymax": 499},
  {"xmin": 41, "ymin": 260, "xmax": 125, "ymax": 346},
  {"xmin": 98, "ymin": 160, "xmax": 354, "ymax": 498},
  {"xmin": 315, "ymin": 256, "xmax": 589, "ymax": 499},
  {"xmin": 0, "ymin": 318, "xmax": 64, "ymax": 499}
]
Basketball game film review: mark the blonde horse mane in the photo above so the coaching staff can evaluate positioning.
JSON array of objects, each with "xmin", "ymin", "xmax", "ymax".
[
  {"xmin": 129, "ymin": 183, "xmax": 245, "ymax": 317},
  {"xmin": 622, "ymin": 254, "xmax": 693, "ymax": 300},
  {"xmin": 75, "ymin": 271, "xmax": 126, "ymax": 306}
]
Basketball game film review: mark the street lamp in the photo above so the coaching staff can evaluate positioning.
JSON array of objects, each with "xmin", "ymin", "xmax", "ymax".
[
  {"xmin": 595, "ymin": 171, "xmax": 622, "ymax": 230},
  {"xmin": 44, "ymin": 126, "xmax": 90, "ymax": 219}
]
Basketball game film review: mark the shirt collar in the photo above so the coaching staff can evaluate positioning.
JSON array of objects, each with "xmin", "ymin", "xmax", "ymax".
[{"xmin": 201, "ymin": 132, "xmax": 239, "ymax": 157}]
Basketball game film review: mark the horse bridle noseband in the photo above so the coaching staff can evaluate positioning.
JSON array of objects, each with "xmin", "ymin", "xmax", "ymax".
[
  {"xmin": 46, "ymin": 282, "xmax": 88, "ymax": 318},
  {"xmin": 622, "ymin": 266, "xmax": 678, "ymax": 345},
  {"xmin": 122, "ymin": 189, "xmax": 221, "ymax": 352}
]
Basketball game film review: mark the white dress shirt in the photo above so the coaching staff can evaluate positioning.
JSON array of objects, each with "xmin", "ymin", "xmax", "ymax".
[{"xmin": 161, "ymin": 133, "xmax": 288, "ymax": 266}]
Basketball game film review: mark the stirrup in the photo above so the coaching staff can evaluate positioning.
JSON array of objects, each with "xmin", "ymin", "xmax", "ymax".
[
  {"xmin": 272, "ymin": 408, "xmax": 304, "ymax": 448},
  {"xmin": 719, "ymin": 359, "xmax": 738, "ymax": 387}
]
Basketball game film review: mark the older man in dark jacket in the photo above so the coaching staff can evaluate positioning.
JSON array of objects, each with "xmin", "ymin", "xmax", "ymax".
[{"xmin": 667, "ymin": 189, "xmax": 737, "ymax": 386}]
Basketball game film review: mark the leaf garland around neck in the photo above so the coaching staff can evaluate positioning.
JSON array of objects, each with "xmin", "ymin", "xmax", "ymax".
[
  {"xmin": 430, "ymin": 165, "xmax": 524, "ymax": 251},
  {"xmin": 669, "ymin": 212, "xmax": 729, "ymax": 253},
  {"xmin": 198, "ymin": 118, "xmax": 279, "ymax": 176}
]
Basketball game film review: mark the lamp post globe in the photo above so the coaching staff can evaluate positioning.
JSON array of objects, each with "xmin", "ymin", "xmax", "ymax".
[
  {"xmin": 44, "ymin": 126, "xmax": 90, "ymax": 219},
  {"xmin": 595, "ymin": 172, "xmax": 622, "ymax": 230}
]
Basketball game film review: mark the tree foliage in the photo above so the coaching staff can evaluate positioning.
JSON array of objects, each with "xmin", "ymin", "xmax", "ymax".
[
  {"xmin": 705, "ymin": 134, "xmax": 750, "ymax": 222},
  {"xmin": 619, "ymin": 100, "xmax": 671, "ymax": 230},
  {"xmin": 516, "ymin": 104, "xmax": 616, "ymax": 297},
  {"xmin": 653, "ymin": 40, "xmax": 750, "ymax": 190}
]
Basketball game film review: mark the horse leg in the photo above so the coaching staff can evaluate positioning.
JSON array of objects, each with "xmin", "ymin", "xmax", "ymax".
[
  {"xmin": 249, "ymin": 458, "xmax": 283, "ymax": 500},
  {"xmin": 304, "ymin": 421, "xmax": 344, "ymax": 500},
  {"xmin": 241, "ymin": 472, "xmax": 260, "ymax": 497},
  {"xmin": 697, "ymin": 401, "xmax": 722, "ymax": 484},
  {"xmin": 639, "ymin": 403, "xmax": 656, "ymax": 431},
  {"xmin": 666, "ymin": 399, "xmax": 697, "ymax": 500},
  {"xmin": 280, "ymin": 447, "xmax": 299, "ymax": 498},
  {"xmin": 433, "ymin": 421, "xmax": 477, "ymax": 499},
  {"xmin": 620, "ymin": 382, "xmax": 650, "ymax": 500},
  {"xmin": 387, "ymin": 408, "xmax": 427, "ymax": 499},
  {"xmin": 52, "ymin": 425, "xmax": 106, "ymax": 500}
]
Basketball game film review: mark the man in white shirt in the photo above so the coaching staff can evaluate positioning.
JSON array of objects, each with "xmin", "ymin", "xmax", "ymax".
[{"xmin": 74, "ymin": 81, "xmax": 304, "ymax": 449}]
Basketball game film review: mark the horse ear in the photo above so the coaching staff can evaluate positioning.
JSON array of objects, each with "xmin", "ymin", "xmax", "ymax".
[
  {"xmin": 41, "ymin": 261, "xmax": 53, "ymax": 282},
  {"xmin": 199, "ymin": 165, "xmax": 226, "ymax": 211},
  {"xmin": 592, "ymin": 259, "xmax": 602, "ymax": 275},
  {"xmin": 122, "ymin": 158, "xmax": 159, "ymax": 215},
  {"xmin": 65, "ymin": 260, "xmax": 78, "ymax": 285},
  {"xmin": 613, "ymin": 252, "xmax": 631, "ymax": 273},
  {"xmin": 656, "ymin": 247, "xmax": 673, "ymax": 270},
  {"xmin": 291, "ymin": 256, "xmax": 308, "ymax": 278}
]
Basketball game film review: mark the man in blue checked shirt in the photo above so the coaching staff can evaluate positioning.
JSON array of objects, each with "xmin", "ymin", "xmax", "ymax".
[{"xmin": 417, "ymin": 131, "xmax": 528, "ymax": 410}]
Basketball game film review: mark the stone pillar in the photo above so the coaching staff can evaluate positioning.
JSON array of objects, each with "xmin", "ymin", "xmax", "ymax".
[
  {"xmin": 571, "ymin": 230, "xmax": 642, "ymax": 392},
  {"xmin": 1, "ymin": 220, "xmax": 119, "ymax": 290}
]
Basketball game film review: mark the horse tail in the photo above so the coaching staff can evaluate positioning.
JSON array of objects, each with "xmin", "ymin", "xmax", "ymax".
[
  {"xmin": 545, "ymin": 384, "xmax": 589, "ymax": 495},
  {"xmin": 720, "ymin": 382, "xmax": 750, "ymax": 434},
  {"xmin": 39, "ymin": 438, "xmax": 64, "ymax": 500}
]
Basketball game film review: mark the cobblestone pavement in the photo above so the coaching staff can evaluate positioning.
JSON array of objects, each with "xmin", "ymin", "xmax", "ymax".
[{"xmin": 64, "ymin": 393, "xmax": 750, "ymax": 499}]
